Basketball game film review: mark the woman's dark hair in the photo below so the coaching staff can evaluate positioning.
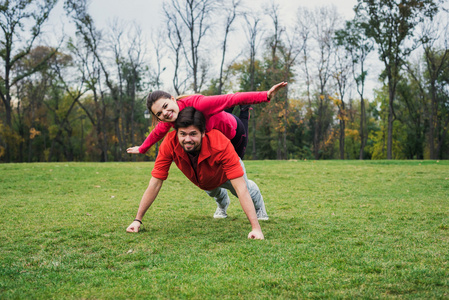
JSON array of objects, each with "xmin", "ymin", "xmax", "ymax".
[
  {"xmin": 146, "ymin": 90, "xmax": 172, "ymax": 125},
  {"xmin": 174, "ymin": 106, "xmax": 206, "ymax": 133}
]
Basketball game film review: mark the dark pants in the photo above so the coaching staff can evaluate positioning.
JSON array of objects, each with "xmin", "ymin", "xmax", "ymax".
[{"xmin": 228, "ymin": 109, "xmax": 249, "ymax": 159}]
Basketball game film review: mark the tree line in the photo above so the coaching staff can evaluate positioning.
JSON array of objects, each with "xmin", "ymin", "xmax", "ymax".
[{"xmin": 1, "ymin": 0, "xmax": 448, "ymax": 163}]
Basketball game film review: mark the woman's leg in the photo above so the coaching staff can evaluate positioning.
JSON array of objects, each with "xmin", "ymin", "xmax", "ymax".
[
  {"xmin": 238, "ymin": 105, "xmax": 251, "ymax": 137},
  {"xmin": 230, "ymin": 115, "xmax": 248, "ymax": 159},
  {"xmin": 225, "ymin": 105, "xmax": 251, "ymax": 137}
]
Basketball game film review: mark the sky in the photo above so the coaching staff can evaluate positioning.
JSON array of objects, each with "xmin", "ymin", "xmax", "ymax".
[
  {"xmin": 46, "ymin": 0, "xmax": 382, "ymax": 97},
  {"xmin": 48, "ymin": 0, "xmax": 359, "ymax": 41},
  {"xmin": 73, "ymin": 0, "xmax": 358, "ymax": 30}
]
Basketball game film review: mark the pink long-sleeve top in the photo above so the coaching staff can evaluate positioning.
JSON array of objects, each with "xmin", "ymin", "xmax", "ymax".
[{"xmin": 138, "ymin": 91, "xmax": 269, "ymax": 154}]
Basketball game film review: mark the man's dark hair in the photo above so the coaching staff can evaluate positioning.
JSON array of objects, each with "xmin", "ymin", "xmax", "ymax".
[{"xmin": 174, "ymin": 106, "xmax": 206, "ymax": 133}]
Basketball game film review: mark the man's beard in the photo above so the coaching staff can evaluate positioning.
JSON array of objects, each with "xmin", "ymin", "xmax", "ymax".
[{"xmin": 182, "ymin": 142, "xmax": 200, "ymax": 154}]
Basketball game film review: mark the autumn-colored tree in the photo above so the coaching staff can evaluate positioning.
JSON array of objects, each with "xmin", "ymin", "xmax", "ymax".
[
  {"xmin": 15, "ymin": 46, "xmax": 76, "ymax": 162},
  {"xmin": 0, "ymin": 0, "xmax": 58, "ymax": 161}
]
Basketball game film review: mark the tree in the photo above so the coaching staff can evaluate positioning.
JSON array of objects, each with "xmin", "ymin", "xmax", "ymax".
[
  {"xmin": 165, "ymin": 2, "xmax": 187, "ymax": 95},
  {"xmin": 48, "ymin": 49, "xmax": 87, "ymax": 162},
  {"xmin": 356, "ymin": 0, "xmax": 441, "ymax": 159},
  {"xmin": 395, "ymin": 73, "xmax": 426, "ymax": 159},
  {"xmin": 108, "ymin": 19, "xmax": 147, "ymax": 160},
  {"xmin": 217, "ymin": 0, "xmax": 241, "ymax": 95},
  {"xmin": 151, "ymin": 29, "xmax": 167, "ymax": 90},
  {"xmin": 432, "ymin": 48, "xmax": 449, "ymax": 158},
  {"xmin": 332, "ymin": 44, "xmax": 352, "ymax": 159},
  {"xmin": 266, "ymin": 2, "xmax": 285, "ymax": 160},
  {"xmin": 17, "ymin": 46, "xmax": 79, "ymax": 162},
  {"xmin": 296, "ymin": 7, "xmax": 312, "ymax": 107},
  {"xmin": 242, "ymin": 11, "xmax": 264, "ymax": 159},
  {"xmin": 65, "ymin": 32, "xmax": 109, "ymax": 162},
  {"xmin": 264, "ymin": 2, "xmax": 303, "ymax": 159},
  {"xmin": 278, "ymin": 26, "xmax": 304, "ymax": 159},
  {"xmin": 0, "ymin": 0, "xmax": 58, "ymax": 161},
  {"xmin": 335, "ymin": 18, "xmax": 374, "ymax": 159},
  {"xmin": 418, "ymin": 14, "xmax": 449, "ymax": 158},
  {"xmin": 163, "ymin": 0, "xmax": 215, "ymax": 93},
  {"xmin": 66, "ymin": 0, "xmax": 143, "ymax": 161},
  {"xmin": 306, "ymin": 6, "xmax": 340, "ymax": 159}
]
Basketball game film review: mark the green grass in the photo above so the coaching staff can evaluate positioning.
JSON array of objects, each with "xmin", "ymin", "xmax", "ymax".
[{"xmin": 1, "ymin": 160, "xmax": 448, "ymax": 299}]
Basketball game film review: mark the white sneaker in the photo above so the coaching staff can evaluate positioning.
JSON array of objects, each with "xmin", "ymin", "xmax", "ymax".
[
  {"xmin": 213, "ymin": 207, "xmax": 228, "ymax": 219},
  {"xmin": 213, "ymin": 197, "xmax": 230, "ymax": 219},
  {"xmin": 256, "ymin": 205, "xmax": 269, "ymax": 220}
]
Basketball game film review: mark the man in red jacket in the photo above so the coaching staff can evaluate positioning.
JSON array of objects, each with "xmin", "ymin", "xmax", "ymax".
[{"xmin": 126, "ymin": 107, "xmax": 268, "ymax": 239}]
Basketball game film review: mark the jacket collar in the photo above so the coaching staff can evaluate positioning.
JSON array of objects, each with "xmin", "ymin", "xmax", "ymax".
[{"xmin": 198, "ymin": 137, "xmax": 211, "ymax": 164}]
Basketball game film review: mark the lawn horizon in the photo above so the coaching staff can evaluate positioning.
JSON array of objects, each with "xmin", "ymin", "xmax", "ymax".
[{"xmin": 1, "ymin": 160, "xmax": 448, "ymax": 298}]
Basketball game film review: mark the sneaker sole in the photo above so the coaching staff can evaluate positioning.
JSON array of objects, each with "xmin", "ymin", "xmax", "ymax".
[{"xmin": 213, "ymin": 215, "xmax": 227, "ymax": 219}]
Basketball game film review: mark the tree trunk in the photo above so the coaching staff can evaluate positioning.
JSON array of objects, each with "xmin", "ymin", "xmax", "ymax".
[
  {"xmin": 339, "ymin": 119, "xmax": 345, "ymax": 160},
  {"xmin": 387, "ymin": 84, "xmax": 395, "ymax": 160},
  {"xmin": 314, "ymin": 117, "xmax": 320, "ymax": 160},
  {"xmin": 429, "ymin": 83, "xmax": 436, "ymax": 159},
  {"xmin": 3, "ymin": 94, "xmax": 13, "ymax": 161},
  {"xmin": 277, "ymin": 134, "xmax": 282, "ymax": 160},
  {"xmin": 252, "ymin": 116, "xmax": 257, "ymax": 160},
  {"xmin": 436, "ymin": 118, "xmax": 449, "ymax": 159},
  {"xmin": 130, "ymin": 78, "xmax": 136, "ymax": 162},
  {"xmin": 387, "ymin": 103, "xmax": 393, "ymax": 159},
  {"xmin": 359, "ymin": 96, "xmax": 366, "ymax": 160}
]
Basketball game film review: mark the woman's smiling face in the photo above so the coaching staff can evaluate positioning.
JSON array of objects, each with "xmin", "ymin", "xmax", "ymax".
[{"xmin": 151, "ymin": 97, "xmax": 180, "ymax": 122}]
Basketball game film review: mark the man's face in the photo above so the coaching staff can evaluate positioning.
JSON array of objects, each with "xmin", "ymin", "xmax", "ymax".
[{"xmin": 177, "ymin": 125, "xmax": 204, "ymax": 154}]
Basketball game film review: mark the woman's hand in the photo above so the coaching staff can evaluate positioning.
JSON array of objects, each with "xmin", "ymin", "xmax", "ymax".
[
  {"xmin": 267, "ymin": 82, "xmax": 288, "ymax": 100},
  {"xmin": 126, "ymin": 146, "xmax": 140, "ymax": 154}
]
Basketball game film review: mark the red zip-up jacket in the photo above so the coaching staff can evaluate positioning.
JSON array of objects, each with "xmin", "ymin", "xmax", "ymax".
[
  {"xmin": 151, "ymin": 129, "xmax": 243, "ymax": 191},
  {"xmin": 138, "ymin": 91, "xmax": 269, "ymax": 154}
]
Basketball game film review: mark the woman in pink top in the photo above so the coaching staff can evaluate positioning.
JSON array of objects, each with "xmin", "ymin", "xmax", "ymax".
[{"xmin": 126, "ymin": 82, "xmax": 287, "ymax": 159}]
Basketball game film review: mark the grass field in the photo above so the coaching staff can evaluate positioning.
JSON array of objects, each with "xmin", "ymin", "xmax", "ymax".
[{"xmin": 1, "ymin": 160, "xmax": 448, "ymax": 299}]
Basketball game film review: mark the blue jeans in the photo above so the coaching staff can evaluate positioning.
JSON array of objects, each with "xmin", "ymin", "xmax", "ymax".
[{"xmin": 204, "ymin": 159, "xmax": 264, "ymax": 210}]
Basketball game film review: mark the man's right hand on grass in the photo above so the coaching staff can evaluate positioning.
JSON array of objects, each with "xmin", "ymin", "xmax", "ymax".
[
  {"xmin": 126, "ymin": 220, "xmax": 141, "ymax": 233},
  {"xmin": 248, "ymin": 229, "xmax": 264, "ymax": 240}
]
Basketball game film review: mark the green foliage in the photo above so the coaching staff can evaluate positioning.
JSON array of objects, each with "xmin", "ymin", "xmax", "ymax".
[
  {"xmin": 228, "ymin": 43, "xmax": 304, "ymax": 160},
  {"xmin": 143, "ymin": 125, "xmax": 158, "ymax": 161},
  {"xmin": 0, "ymin": 120, "xmax": 23, "ymax": 161},
  {"xmin": 357, "ymin": 0, "xmax": 439, "ymax": 64},
  {"xmin": 366, "ymin": 88, "xmax": 409, "ymax": 160},
  {"xmin": 335, "ymin": 18, "xmax": 373, "ymax": 77},
  {"xmin": 1, "ymin": 161, "xmax": 448, "ymax": 298},
  {"xmin": 395, "ymin": 76, "xmax": 427, "ymax": 159}
]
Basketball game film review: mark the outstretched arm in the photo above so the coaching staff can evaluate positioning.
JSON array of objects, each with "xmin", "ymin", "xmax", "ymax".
[
  {"xmin": 230, "ymin": 176, "xmax": 264, "ymax": 240},
  {"xmin": 126, "ymin": 177, "xmax": 164, "ymax": 233},
  {"xmin": 126, "ymin": 122, "xmax": 173, "ymax": 154},
  {"xmin": 182, "ymin": 82, "xmax": 287, "ymax": 117}
]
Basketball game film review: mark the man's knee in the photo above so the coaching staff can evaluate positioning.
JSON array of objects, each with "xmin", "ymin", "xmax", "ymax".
[
  {"xmin": 206, "ymin": 187, "xmax": 227, "ymax": 199},
  {"xmin": 247, "ymin": 179, "xmax": 260, "ymax": 193}
]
